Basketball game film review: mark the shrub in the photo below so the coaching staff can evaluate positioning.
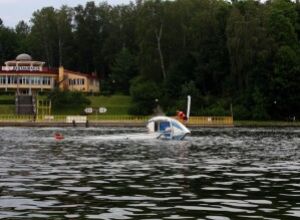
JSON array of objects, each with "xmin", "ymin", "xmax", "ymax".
[
  {"xmin": 129, "ymin": 77, "xmax": 161, "ymax": 115},
  {"xmin": 232, "ymin": 105, "xmax": 252, "ymax": 120},
  {"xmin": 48, "ymin": 90, "xmax": 90, "ymax": 112}
]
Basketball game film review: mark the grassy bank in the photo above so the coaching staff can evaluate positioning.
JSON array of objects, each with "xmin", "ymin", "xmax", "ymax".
[
  {"xmin": 88, "ymin": 95, "xmax": 132, "ymax": 115},
  {"xmin": 0, "ymin": 95, "xmax": 15, "ymax": 114},
  {"xmin": 0, "ymin": 95, "xmax": 299, "ymax": 127},
  {"xmin": 0, "ymin": 94, "xmax": 132, "ymax": 115},
  {"xmin": 52, "ymin": 95, "xmax": 132, "ymax": 115},
  {"xmin": 235, "ymin": 120, "xmax": 300, "ymax": 127}
]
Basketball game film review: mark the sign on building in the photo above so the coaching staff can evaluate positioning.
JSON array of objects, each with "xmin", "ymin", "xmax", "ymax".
[{"xmin": 1, "ymin": 66, "xmax": 42, "ymax": 72}]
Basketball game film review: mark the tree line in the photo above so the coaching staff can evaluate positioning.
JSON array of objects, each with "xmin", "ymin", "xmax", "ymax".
[{"xmin": 0, "ymin": 0, "xmax": 299, "ymax": 120}]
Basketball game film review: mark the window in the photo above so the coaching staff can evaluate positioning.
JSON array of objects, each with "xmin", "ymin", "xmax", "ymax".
[
  {"xmin": 159, "ymin": 121, "xmax": 171, "ymax": 132},
  {"xmin": 0, "ymin": 76, "xmax": 6, "ymax": 84}
]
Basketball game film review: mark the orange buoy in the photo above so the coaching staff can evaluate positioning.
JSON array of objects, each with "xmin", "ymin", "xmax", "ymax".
[{"xmin": 54, "ymin": 132, "xmax": 64, "ymax": 140}]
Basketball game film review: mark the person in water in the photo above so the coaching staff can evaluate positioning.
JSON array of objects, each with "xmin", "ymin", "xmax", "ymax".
[
  {"xmin": 176, "ymin": 110, "xmax": 187, "ymax": 122},
  {"xmin": 54, "ymin": 132, "xmax": 64, "ymax": 140}
]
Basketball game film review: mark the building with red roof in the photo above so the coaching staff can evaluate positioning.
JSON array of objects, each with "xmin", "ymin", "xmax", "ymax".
[{"xmin": 0, "ymin": 53, "xmax": 100, "ymax": 94}]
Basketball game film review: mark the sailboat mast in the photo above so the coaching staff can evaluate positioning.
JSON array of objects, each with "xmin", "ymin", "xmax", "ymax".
[{"xmin": 186, "ymin": 95, "xmax": 191, "ymax": 121}]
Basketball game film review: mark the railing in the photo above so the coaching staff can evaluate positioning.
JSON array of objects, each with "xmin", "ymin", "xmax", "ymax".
[
  {"xmin": 188, "ymin": 116, "xmax": 233, "ymax": 126},
  {"xmin": 86, "ymin": 115, "xmax": 150, "ymax": 122},
  {"xmin": 38, "ymin": 115, "xmax": 150, "ymax": 123},
  {"xmin": 0, "ymin": 114, "xmax": 234, "ymax": 126},
  {"xmin": 0, "ymin": 114, "xmax": 34, "ymax": 122}
]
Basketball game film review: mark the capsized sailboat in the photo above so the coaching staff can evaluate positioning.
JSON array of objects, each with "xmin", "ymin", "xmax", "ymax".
[
  {"xmin": 58, "ymin": 96, "xmax": 192, "ymax": 141},
  {"xmin": 73, "ymin": 116, "xmax": 191, "ymax": 142},
  {"xmin": 146, "ymin": 116, "xmax": 191, "ymax": 140}
]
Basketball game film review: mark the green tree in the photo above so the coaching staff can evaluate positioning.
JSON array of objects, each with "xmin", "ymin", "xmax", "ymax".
[
  {"xmin": 110, "ymin": 47, "xmax": 138, "ymax": 94},
  {"xmin": 136, "ymin": 0, "xmax": 167, "ymax": 81},
  {"xmin": 267, "ymin": 0, "xmax": 300, "ymax": 119},
  {"xmin": 56, "ymin": 6, "xmax": 75, "ymax": 69},
  {"xmin": 48, "ymin": 89, "xmax": 91, "ymax": 112},
  {"xmin": 189, "ymin": 0, "xmax": 230, "ymax": 95},
  {"xmin": 74, "ymin": 2, "xmax": 112, "ymax": 75},
  {"xmin": 252, "ymin": 87, "xmax": 269, "ymax": 120},
  {"xmin": 271, "ymin": 46, "xmax": 300, "ymax": 119},
  {"xmin": 0, "ymin": 24, "xmax": 18, "ymax": 64},
  {"xmin": 29, "ymin": 7, "xmax": 59, "ymax": 67},
  {"xmin": 101, "ymin": 3, "xmax": 139, "ymax": 74},
  {"xmin": 227, "ymin": 3, "xmax": 258, "ymax": 93},
  {"xmin": 15, "ymin": 20, "xmax": 30, "ymax": 53},
  {"xmin": 129, "ymin": 76, "xmax": 162, "ymax": 115}
]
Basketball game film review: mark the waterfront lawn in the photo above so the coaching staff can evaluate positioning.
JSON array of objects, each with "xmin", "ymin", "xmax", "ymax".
[
  {"xmin": 0, "ymin": 95, "xmax": 15, "ymax": 114},
  {"xmin": 0, "ymin": 94, "xmax": 132, "ymax": 115},
  {"xmin": 52, "ymin": 95, "xmax": 132, "ymax": 115},
  {"xmin": 88, "ymin": 95, "xmax": 132, "ymax": 115},
  {"xmin": 0, "ymin": 105, "xmax": 15, "ymax": 114},
  {"xmin": 0, "ymin": 95, "xmax": 15, "ymax": 104}
]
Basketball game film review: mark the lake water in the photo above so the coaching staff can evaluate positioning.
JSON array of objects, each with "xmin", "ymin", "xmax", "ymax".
[{"xmin": 0, "ymin": 127, "xmax": 299, "ymax": 219}]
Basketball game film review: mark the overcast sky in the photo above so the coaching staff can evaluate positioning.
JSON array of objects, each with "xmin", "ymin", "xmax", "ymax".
[{"xmin": 0, "ymin": 0, "xmax": 132, "ymax": 27}]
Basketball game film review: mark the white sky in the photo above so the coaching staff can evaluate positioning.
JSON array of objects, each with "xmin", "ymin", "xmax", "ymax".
[{"xmin": 0, "ymin": 0, "xmax": 132, "ymax": 27}]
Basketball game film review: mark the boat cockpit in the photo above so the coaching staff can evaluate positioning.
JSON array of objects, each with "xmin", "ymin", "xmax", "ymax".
[{"xmin": 147, "ymin": 116, "xmax": 190, "ymax": 140}]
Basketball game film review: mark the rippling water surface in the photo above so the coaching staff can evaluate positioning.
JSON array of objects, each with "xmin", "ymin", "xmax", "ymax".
[{"xmin": 0, "ymin": 127, "xmax": 299, "ymax": 219}]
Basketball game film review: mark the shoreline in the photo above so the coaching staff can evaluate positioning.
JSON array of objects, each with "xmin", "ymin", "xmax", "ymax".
[
  {"xmin": 0, "ymin": 121, "xmax": 233, "ymax": 128},
  {"xmin": 234, "ymin": 121, "xmax": 300, "ymax": 127},
  {"xmin": 0, "ymin": 121, "xmax": 299, "ymax": 128}
]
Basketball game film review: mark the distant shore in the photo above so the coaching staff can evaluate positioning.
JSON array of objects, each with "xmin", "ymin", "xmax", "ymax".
[
  {"xmin": 0, "ymin": 121, "xmax": 299, "ymax": 128},
  {"xmin": 234, "ymin": 121, "xmax": 300, "ymax": 127},
  {"xmin": 0, "ymin": 121, "xmax": 145, "ymax": 128}
]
